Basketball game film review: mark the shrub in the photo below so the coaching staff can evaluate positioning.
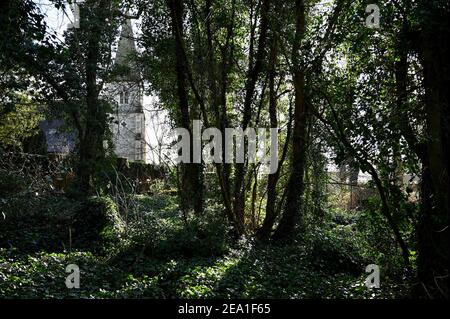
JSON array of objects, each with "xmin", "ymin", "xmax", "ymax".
[
  {"xmin": 0, "ymin": 170, "xmax": 27, "ymax": 196},
  {"xmin": 70, "ymin": 196, "xmax": 123, "ymax": 250},
  {"xmin": 0, "ymin": 194, "xmax": 81, "ymax": 252},
  {"xmin": 156, "ymin": 211, "xmax": 232, "ymax": 258},
  {"xmin": 0, "ymin": 194, "xmax": 122, "ymax": 253},
  {"xmin": 305, "ymin": 225, "xmax": 366, "ymax": 276}
]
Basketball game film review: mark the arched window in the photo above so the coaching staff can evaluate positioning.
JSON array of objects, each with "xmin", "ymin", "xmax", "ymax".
[{"xmin": 119, "ymin": 91, "xmax": 129, "ymax": 104}]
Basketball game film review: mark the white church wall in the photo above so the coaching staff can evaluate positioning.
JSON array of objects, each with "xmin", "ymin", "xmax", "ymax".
[
  {"xmin": 109, "ymin": 112, "xmax": 146, "ymax": 162},
  {"xmin": 102, "ymin": 79, "xmax": 147, "ymax": 163}
]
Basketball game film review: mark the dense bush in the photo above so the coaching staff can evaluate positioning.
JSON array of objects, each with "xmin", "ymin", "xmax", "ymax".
[
  {"xmin": 0, "ymin": 170, "xmax": 27, "ymax": 196},
  {"xmin": 0, "ymin": 194, "xmax": 80, "ymax": 252},
  {"xmin": 0, "ymin": 194, "xmax": 121, "ymax": 253},
  {"xmin": 71, "ymin": 196, "xmax": 123, "ymax": 251},
  {"xmin": 355, "ymin": 194, "xmax": 416, "ymax": 278},
  {"xmin": 305, "ymin": 224, "xmax": 366, "ymax": 276},
  {"xmin": 155, "ymin": 209, "xmax": 232, "ymax": 258},
  {"xmin": 105, "ymin": 196, "xmax": 232, "ymax": 260}
]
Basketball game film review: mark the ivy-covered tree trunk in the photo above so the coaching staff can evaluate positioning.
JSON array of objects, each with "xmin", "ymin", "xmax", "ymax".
[
  {"xmin": 414, "ymin": 3, "xmax": 449, "ymax": 298},
  {"xmin": 76, "ymin": 0, "xmax": 111, "ymax": 195},
  {"xmin": 272, "ymin": 0, "xmax": 307, "ymax": 240},
  {"xmin": 258, "ymin": 31, "xmax": 279, "ymax": 239},
  {"xmin": 168, "ymin": 0, "xmax": 203, "ymax": 215}
]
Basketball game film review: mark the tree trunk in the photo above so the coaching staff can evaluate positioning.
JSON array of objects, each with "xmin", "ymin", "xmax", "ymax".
[
  {"xmin": 273, "ymin": 0, "xmax": 307, "ymax": 240},
  {"xmin": 258, "ymin": 31, "xmax": 279, "ymax": 239},
  {"xmin": 168, "ymin": 0, "xmax": 203, "ymax": 215},
  {"xmin": 76, "ymin": 1, "xmax": 110, "ymax": 195},
  {"xmin": 232, "ymin": 0, "xmax": 271, "ymax": 236},
  {"xmin": 414, "ymin": 5, "xmax": 449, "ymax": 298}
]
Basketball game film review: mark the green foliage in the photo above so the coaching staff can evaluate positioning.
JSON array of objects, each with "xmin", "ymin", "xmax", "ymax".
[
  {"xmin": 0, "ymin": 94, "xmax": 44, "ymax": 150},
  {"xmin": 0, "ymin": 194, "xmax": 81, "ymax": 252},
  {"xmin": 71, "ymin": 196, "xmax": 122, "ymax": 251},
  {"xmin": 157, "ymin": 208, "xmax": 232, "ymax": 258},
  {"xmin": 104, "ymin": 195, "xmax": 231, "ymax": 260},
  {"xmin": 1, "ymin": 193, "xmax": 408, "ymax": 299},
  {"xmin": 355, "ymin": 195, "xmax": 414, "ymax": 277},
  {"xmin": 305, "ymin": 224, "xmax": 366, "ymax": 276},
  {"xmin": 0, "ymin": 193, "xmax": 121, "ymax": 254},
  {"xmin": 0, "ymin": 170, "xmax": 27, "ymax": 196}
]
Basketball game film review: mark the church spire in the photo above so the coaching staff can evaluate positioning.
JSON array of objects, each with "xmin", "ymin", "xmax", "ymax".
[{"xmin": 115, "ymin": 18, "xmax": 139, "ymax": 82}]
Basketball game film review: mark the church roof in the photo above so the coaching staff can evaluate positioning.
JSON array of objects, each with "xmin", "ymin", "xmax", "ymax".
[
  {"xmin": 114, "ymin": 18, "xmax": 140, "ymax": 82},
  {"xmin": 39, "ymin": 119, "xmax": 76, "ymax": 154}
]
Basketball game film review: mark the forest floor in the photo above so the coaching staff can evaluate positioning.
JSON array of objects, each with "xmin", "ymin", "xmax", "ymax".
[{"xmin": 0, "ymin": 194, "xmax": 406, "ymax": 298}]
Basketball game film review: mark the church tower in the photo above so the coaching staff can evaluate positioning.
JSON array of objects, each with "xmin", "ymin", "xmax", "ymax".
[{"xmin": 106, "ymin": 18, "xmax": 147, "ymax": 163}]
